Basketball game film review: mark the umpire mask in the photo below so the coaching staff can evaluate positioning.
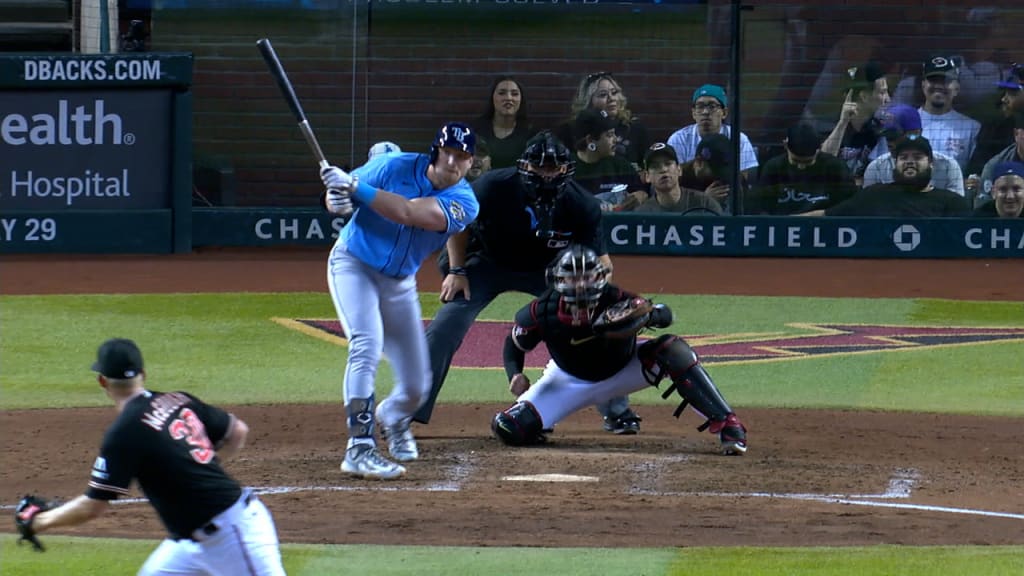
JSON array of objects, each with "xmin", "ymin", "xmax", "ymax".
[
  {"xmin": 546, "ymin": 245, "xmax": 608, "ymax": 325},
  {"xmin": 517, "ymin": 131, "xmax": 575, "ymax": 238}
]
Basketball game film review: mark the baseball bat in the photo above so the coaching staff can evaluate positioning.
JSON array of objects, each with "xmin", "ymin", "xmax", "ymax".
[{"xmin": 256, "ymin": 38, "xmax": 330, "ymax": 170}]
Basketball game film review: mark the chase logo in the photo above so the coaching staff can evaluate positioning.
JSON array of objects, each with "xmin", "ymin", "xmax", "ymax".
[{"xmin": 892, "ymin": 224, "xmax": 921, "ymax": 252}]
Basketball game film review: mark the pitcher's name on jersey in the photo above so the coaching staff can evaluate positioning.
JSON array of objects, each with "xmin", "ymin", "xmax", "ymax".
[{"xmin": 141, "ymin": 392, "xmax": 190, "ymax": 431}]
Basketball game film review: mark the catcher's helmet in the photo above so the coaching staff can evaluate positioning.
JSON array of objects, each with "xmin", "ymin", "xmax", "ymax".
[
  {"xmin": 430, "ymin": 122, "xmax": 476, "ymax": 163},
  {"xmin": 546, "ymin": 244, "xmax": 608, "ymax": 325}
]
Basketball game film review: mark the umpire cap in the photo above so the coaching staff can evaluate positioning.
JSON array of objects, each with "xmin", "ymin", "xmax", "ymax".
[{"xmin": 92, "ymin": 338, "xmax": 144, "ymax": 379}]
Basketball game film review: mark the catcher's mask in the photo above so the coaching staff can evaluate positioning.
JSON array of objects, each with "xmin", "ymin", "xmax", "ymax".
[
  {"xmin": 517, "ymin": 131, "xmax": 574, "ymax": 238},
  {"xmin": 546, "ymin": 245, "xmax": 608, "ymax": 325}
]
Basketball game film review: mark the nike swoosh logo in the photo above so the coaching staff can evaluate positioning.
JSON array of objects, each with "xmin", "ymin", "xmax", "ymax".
[{"xmin": 570, "ymin": 336, "xmax": 596, "ymax": 346}]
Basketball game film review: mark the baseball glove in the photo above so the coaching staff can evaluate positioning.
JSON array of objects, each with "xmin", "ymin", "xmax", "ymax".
[
  {"xmin": 14, "ymin": 494, "xmax": 52, "ymax": 552},
  {"xmin": 592, "ymin": 297, "xmax": 654, "ymax": 338}
]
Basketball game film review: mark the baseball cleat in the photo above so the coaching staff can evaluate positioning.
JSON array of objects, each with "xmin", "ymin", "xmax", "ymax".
[
  {"xmin": 341, "ymin": 444, "xmax": 406, "ymax": 480},
  {"xmin": 379, "ymin": 421, "xmax": 419, "ymax": 462},
  {"xmin": 602, "ymin": 408, "xmax": 642, "ymax": 435},
  {"xmin": 717, "ymin": 414, "xmax": 748, "ymax": 456},
  {"xmin": 376, "ymin": 404, "xmax": 419, "ymax": 462}
]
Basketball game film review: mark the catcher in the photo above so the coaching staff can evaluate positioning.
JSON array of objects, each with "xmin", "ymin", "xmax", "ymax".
[
  {"xmin": 492, "ymin": 245, "xmax": 748, "ymax": 454},
  {"xmin": 13, "ymin": 338, "xmax": 286, "ymax": 575}
]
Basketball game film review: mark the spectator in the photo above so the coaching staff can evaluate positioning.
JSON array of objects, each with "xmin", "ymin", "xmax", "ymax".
[
  {"xmin": 368, "ymin": 140, "xmax": 402, "ymax": 161},
  {"xmin": 471, "ymin": 76, "xmax": 536, "ymax": 169},
  {"xmin": 634, "ymin": 142, "xmax": 723, "ymax": 214},
  {"xmin": 862, "ymin": 104, "xmax": 965, "ymax": 196},
  {"xmin": 749, "ymin": 123, "xmax": 856, "ymax": 215},
  {"xmin": 676, "ymin": 133, "xmax": 745, "ymax": 214},
  {"xmin": 571, "ymin": 109, "xmax": 645, "ymax": 211},
  {"xmin": 814, "ymin": 135, "xmax": 969, "ymax": 217},
  {"xmin": 914, "ymin": 55, "xmax": 982, "ymax": 172},
  {"xmin": 820, "ymin": 61, "xmax": 891, "ymax": 184},
  {"xmin": 977, "ymin": 113, "xmax": 1024, "ymax": 205},
  {"xmin": 666, "ymin": 84, "xmax": 758, "ymax": 179},
  {"xmin": 467, "ymin": 137, "xmax": 492, "ymax": 182},
  {"xmin": 967, "ymin": 63, "xmax": 1024, "ymax": 177},
  {"xmin": 973, "ymin": 161, "xmax": 1024, "ymax": 218},
  {"xmin": 556, "ymin": 72, "xmax": 650, "ymax": 169}
]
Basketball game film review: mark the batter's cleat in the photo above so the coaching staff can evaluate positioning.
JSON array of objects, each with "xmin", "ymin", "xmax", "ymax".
[
  {"xmin": 603, "ymin": 408, "xmax": 642, "ymax": 435},
  {"xmin": 714, "ymin": 413, "xmax": 748, "ymax": 456},
  {"xmin": 341, "ymin": 444, "xmax": 406, "ymax": 480},
  {"xmin": 379, "ymin": 419, "xmax": 419, "ymax": 462}
]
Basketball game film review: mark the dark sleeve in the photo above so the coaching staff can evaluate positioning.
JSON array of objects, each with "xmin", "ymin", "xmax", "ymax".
[
  {"xmin": 182, "ymin": 392, "xmax": 233, "ymax": 447},
  {"xmin": 824, "ymin": 187, "xmax": 873, "ymax": 216},
  {"xmin": 505, "ymin": 302, "xmax": 542, "ymax": 379},
  {"xmin": 86, "ymin": 429, "xmax": 136, "ymax": 500},
  {"xmin": 945, "ymin": 194, "xmax": 971, "ymax": 217}
]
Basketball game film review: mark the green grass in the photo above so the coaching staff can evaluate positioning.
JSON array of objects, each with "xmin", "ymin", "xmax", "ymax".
[
  {"xmin": 2, "ymin": 292, "xmax": 1022, "ymax": 574},
  {"xmin": 3, "ymin": 536, "xmax": 1021, "ymax": 576},
  {"xmin": 2, "ymin": 293, "xmax": 1023, "ymax": 414}
]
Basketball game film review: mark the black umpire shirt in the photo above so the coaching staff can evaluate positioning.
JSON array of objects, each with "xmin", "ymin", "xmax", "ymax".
[
  {"xmin": 85, "ymin": 390, "xmax": 242, "ymax": 538},
  {"xmin": 511, "ymin": 285, "xmax": 640, "ymax": 382},
  {"xmin": 468, "ymin": 167, "xmax": 606, "ymax": 271}
]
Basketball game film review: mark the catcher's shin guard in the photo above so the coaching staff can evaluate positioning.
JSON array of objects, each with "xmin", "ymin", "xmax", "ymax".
[
  {"xmin": 639, "ymin": 335, "xmax": 734, "ymax": 427},
  {"xmin": 492, "ymin": 401, "xmax": 547, "ymax": 446}
]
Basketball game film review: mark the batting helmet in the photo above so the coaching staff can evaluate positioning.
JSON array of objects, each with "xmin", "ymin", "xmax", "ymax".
[
  {"xmin": 430, "ymin": 122, "xmax": 476, "ymax": 163},
  {"xmin": 546, "ymin": 244, "xmax": 608, "ymax": 325}
]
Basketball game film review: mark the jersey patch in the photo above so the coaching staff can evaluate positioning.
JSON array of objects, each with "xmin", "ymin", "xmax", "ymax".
[{"xmin": 450, "ymin": 200, "xmax": 467, "ymax": 224}]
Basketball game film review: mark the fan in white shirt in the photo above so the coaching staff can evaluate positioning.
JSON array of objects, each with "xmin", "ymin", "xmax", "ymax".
[
  {"xmin": 667, "ymin": 84, "xmax": 759, "ymax": 179},
  {"xmin": 914, "ymin": 55, "xmax": 981, "ymax": 171}
]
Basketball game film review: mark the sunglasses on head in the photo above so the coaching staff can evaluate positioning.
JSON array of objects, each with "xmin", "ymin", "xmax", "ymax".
[{"xmin": 585, "ymin": 71, "xmax": 614, "ymax": 87}]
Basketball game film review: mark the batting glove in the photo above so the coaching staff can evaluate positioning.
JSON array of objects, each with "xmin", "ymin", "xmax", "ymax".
[
  {"xmin": 320, "ymin": 165, "xmax": 353, "ymax": 190},
  {"xmin": 326, "ymin": 188, "xmax": 354, "ymax": 216}
]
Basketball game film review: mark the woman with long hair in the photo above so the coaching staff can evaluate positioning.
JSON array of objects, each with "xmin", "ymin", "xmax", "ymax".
[
  {"xmin": 556, "ymin": 72, "xmax": 650, "ymax": 170},
  {"xmin": 471, "ymin": 76, "xmax": 537, "ymax": 169}
]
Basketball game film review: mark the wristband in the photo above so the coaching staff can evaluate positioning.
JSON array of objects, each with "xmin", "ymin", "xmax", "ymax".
[
  {"xmin": 448, "ymin": 266, "xmax": 468, "ymax": 277},
  {"xmin": 352, "ymin": 179, "xmax": 378, "ymax": 204}
]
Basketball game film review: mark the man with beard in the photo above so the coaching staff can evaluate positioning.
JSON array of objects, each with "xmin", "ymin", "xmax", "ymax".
[
  {"xmin": 973, "ymin": 162, "xmax": 1024, "ymax": 218},
  {"xmin": 808, "ymin": 135, "xmax": 969, "ymax": 217},
  {"xmin": 915, "ymin": 55, "xmax": 981, "ymax": 172},
  {"xmin": 749, "ymin": 123, "xmax": 856, "ymax": 215},
  {"xmin": 861, "ymin": 104, "xmax": 964, "ymax": 196}
]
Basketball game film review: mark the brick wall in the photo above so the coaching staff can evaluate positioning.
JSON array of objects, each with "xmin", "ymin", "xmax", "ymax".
[{"xmin": 147, "ymin": 0, "xmax": 1020, "ymax": 206}]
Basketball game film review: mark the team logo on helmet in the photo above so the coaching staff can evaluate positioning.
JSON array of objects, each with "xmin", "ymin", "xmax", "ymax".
[{"xmin": 430, "ymin": 122, "xmax": 476, "ymax": 164}]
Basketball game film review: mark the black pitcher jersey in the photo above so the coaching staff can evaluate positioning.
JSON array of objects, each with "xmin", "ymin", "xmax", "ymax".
[{"xmin": 85, "ymin": 390, "xmax": 242, "ymax": 538}]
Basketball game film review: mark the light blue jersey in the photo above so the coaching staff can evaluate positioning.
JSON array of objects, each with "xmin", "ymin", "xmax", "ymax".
[{"xmin": 337, "ymin": 152, "xmax": 479, "ymax": 277}]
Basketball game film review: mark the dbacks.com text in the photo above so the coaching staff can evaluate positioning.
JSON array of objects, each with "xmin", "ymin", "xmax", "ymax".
[{"xmin": 23, "ymin": 59, "xmax": 161, "ymax": 82}]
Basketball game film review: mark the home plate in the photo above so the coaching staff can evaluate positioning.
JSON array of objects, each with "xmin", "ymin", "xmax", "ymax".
[{"xmin": 501, "ymin": 473, "xmax": 599, "ymax": 482}]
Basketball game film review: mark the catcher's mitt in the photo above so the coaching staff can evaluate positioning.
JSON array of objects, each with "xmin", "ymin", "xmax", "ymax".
[
  {"xmin": 14, "ymin": 494, "xmax": 52, "ymax": 552},
  {"xmin": 592, "ymin": 297, "xmax": 654, "ymax": 338}
]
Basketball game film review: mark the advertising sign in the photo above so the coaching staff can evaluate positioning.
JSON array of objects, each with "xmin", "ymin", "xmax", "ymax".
[{"xmin": 0, "ymin": 90, "xmax": 172, "ymax": 210}]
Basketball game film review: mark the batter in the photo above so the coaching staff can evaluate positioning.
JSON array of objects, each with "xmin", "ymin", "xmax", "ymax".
[{"xmin": 320, "ymin": 122, "xmax": 480, "ymax": 479}]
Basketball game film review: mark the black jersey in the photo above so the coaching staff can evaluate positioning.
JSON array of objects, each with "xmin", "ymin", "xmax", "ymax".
[
  {"xmin": 512, "ymin": 285, "xmax": 640, "ymax": 382},
  {"xmin": 86, "ymin": 390, "xmax": 242, "ymax": 538},
  {"xmin": 468, "ymin": 168, "xmax": 605, "ymax": 272}
]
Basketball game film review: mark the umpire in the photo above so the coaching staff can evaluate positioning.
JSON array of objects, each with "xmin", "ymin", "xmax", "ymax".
[{"xmin": 413, "ymin": 131, "xmax": 640, "ymax": 433}]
